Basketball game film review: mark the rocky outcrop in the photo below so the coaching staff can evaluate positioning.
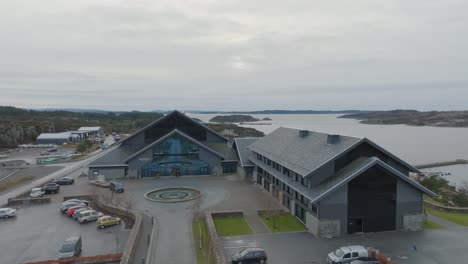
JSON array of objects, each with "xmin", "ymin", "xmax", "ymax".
[{"xmin": 209, "ymin": 115, "xmax": 259, "ymax": 123}]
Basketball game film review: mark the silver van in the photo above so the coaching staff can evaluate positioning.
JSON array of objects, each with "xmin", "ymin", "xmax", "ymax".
[
  {"xmin": 327, "ymin": 245, "xmax": 368, "ymax": 264},
  {"xmin": 59, "ymin": 235, "xmax": 82, "ymax": 259},
  {"xmin": 77, "ymin": 210, "xmax": 102, "ymax": 224}
]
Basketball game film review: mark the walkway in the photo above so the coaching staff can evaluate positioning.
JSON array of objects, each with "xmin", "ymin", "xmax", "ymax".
[{"xmin": 244, "ymin": 214, "xmax": 270, "ymax": 233}]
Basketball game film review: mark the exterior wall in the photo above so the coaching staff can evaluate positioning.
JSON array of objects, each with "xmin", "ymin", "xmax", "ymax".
[
  {"xmin": 35, "ymin": 138, "xmax": 70, "ymax": 145},
  {"xmin": 199, "ymin": 148, "xmax": 224, "ymax": 175},
  {"xmin": 307, "ymin": 162, "xmax": 335, "ymax": 187},
  {"xmin": 88, "ymin": 167, "xmax": 126, "ymax": 179},
  {"xmin": 127, "ymin": 148, "xmax": 153, "ymax": 178},
  {"xmin": 237, "ymin": 165, "xmax": 246, "ymax": 180},
  {"xmin": 317, "ymin": 185, "xmax": 348, "ymax": 235},
  {"xmin": 396, "ymin": 179, "xmax": 424, "ymax": 230}
]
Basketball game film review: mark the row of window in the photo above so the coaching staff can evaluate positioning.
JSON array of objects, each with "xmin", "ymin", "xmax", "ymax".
[{"xmin": 256, "ymin": 153, "xmax": 309, "ymax": 187}]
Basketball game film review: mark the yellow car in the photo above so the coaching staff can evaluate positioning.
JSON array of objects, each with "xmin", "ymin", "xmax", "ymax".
[{"xmin": 97, "ymin": 215, "xmax": 121, "ymax": 229}]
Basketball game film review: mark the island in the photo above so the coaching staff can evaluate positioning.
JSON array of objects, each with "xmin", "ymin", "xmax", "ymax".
[
  {"xmin": 262, "ymin": 117, "xmax": 272, "ymax": 121},
  {"xmin": 207, "ymin": 123, "xmax": 264, "ymax": 138},
  {"xmin": 209, "ymin": 115, "xmax": 260, "ymax": 123},
  {"xmin": 339, "ymin": 110, "xmax": 468, "ymax": 127}
]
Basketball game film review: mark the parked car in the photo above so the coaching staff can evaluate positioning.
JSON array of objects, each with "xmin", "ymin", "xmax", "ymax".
[
  {"xmin": 97, "ymin": 215, "xmax": 121, "ymax": 229},
  {"xmin": 231, "ymin": 247, "xmax": 267, "ymax": 264},
  {"xmin": 60, "ymin": 201, "xmax": 86, "ymax": 214},
  {"xmin": 327, "ymin": 246, "xmax": 368, "ymax": 264},
  {"xmin": 73, "ymin": 207, "xmax": 93, "ymax": 220},
  {"xmin": 47, "ymin": 147, "xmax": 58, "ymax": 152},
  {"xmin": 58, "ymin": 235, "xmax": 82, "ymax": 259},
  {"xmin": 350, "ymin": 257, "xmax": 380, "ymax": 264},
  {"xmin": 0, "ymin": 208, "xmax": 17, "ymax": 219},
  {"xmin": 30, "ymin": 188, "xmax": 45, "ymax": 198},
  {"xmin": 53, "ymin": 177, "xmax": 75, "ymax": 185},
  {"xmin": 40, "ymin": 151, "xmax": 50, "ymax": 156},
  {"xmin": 67, "ymin": 205, "xmax": 86, "ymax": 217},
  {"xmin": 77, "ymin": 210, "xmax": 103, "ymax": 224},
  {"xmin": 61, "ymin": 199, "xmax": 89, "ymax": 206},
  {"xmin": 41, "ymin": 182, "xmax": 60, "ymax": 194},
  {"xmin": 110, "ymin": 181, "xmax": 124, "ymax": 193}
]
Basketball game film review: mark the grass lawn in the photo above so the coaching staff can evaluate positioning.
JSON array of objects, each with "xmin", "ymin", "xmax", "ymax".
[
  {"xmin": 260, "ymin": 214, "xmax": 307, "ymax": 232},
  {"xmin": 192, "ymin": 219, "xmax": 215, "ymax": 264},
  {"xmin": 425, "ymin": 207, "xmax": 468, "ymax": 226},
  {"xmin": 424, "ymin": 219, "xmax": 443, "ymax": 229},
  {"xmin": 213, "ymin": 216, "xmax": 253, "ymax": 236}
]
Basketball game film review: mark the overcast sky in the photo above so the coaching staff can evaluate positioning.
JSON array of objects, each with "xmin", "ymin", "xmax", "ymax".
[{"xmin": 1, "ymin": 0, "xmax": 467, "ymax": 111}]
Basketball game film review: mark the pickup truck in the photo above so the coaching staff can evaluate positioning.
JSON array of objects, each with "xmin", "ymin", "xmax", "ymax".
[{"xmin": 41, "ymin": 182, "xmax": 60, "ymax": 194}]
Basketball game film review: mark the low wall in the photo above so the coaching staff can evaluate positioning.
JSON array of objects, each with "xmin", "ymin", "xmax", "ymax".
[
  {"xmin": 424, "ymin": 200, "xmax": 468, "ymax": 213},
  {"xmin": 24, "ymin": 253, "xmax": 123, "ymax": 264},
  {"xmin": 7, "ymin": 197, "xmax": 50, "ymax": 206},
  {"xmin": 205, "ymin": 211, "xmax": 233, "ymax": 264},
  {"xmin": 211, "ymin": 211, "xmax": 244, "ymax": 218}
]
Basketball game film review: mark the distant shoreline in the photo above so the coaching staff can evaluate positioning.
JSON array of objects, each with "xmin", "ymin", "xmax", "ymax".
[{"xmin": 340, "ymin": 110, "xmax": 468, "ymax": 128}]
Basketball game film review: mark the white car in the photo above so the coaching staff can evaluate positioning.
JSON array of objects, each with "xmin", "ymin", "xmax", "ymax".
[
  {"xmin": 0, "ymin": 208, "xmax": 17, "ymax": 218},
  {"xmin": 30, "ymin": 188, "xmax": 45, "ymax": 198},
  {"xmin": 327, "ymin": 245, "xmax": 368, "ymax": 264},
  {"xmin": 77, "ymin": 210, "xmax": 103, "ymax": 224}
]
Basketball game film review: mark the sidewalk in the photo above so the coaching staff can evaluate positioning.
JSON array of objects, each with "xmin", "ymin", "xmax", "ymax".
[
  {"xmin": 427, "ymin": 214, "xmax": 463, "ymax": 229},
  {"xmin": 244, "ymin": 214, "xmax": 270, "ymax": 233}
]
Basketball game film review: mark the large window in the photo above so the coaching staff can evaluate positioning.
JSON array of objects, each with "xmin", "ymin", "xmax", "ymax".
[
  {"xmin": 222, "ymin": 163, "xmax": 237, "ymax": 174},
  {"xmin": 141, "ymin": 134, "xmax": 209, "ymax": 177}
]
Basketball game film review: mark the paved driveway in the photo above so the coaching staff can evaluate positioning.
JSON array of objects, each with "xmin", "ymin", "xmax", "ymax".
[
  {"xmin": 0, "ymin": 203, "xmax": 130, "ymax": 264},
  {"xmin": 222, "ymin": 227, "xmax": 468, "ymax": 264}
]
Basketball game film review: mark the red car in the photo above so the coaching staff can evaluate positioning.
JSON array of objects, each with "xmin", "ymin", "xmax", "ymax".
[{"xmin": 67, "ymin": 205, "xmax": 86, "ymax": 217}]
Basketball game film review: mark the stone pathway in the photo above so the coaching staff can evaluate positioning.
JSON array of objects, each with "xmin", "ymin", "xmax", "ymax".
[{"xmin": 245, "ymin": 214, "xmax": 270, "ymax": 233}]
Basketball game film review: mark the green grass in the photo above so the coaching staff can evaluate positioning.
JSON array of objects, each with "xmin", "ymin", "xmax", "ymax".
[
  {"xmin": 192, "ymin": 219, "xmax": 215, "ymax": 264},
  {"xmin": 213, "ymin": 216, "xmax": 253, "ymax": 236},
  {"xmin": 260, "ymin": 214, "xmax": 307, "ymax": 232},
  {"xmin": 424, "ymin": 219, "xmax": 443, "ymax": 229},
  {"xmin": 426, "ymin": 207, "xmax": 468, "ymax": 226}
]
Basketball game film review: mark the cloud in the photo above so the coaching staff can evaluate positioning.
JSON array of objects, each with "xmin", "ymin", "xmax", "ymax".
[{"xmin": 0, "ymin": 0, "xmax": 467, "ymax": 111}]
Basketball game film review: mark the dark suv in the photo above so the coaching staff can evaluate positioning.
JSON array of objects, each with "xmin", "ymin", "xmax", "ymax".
[
  {"xmin": 231, "ymin": 247, "xmax": 267, "ymax": 264},
  {"xmin": 41, "ymin": 182, "xmax": 60, "ymax": 194},
  {"xmin": 110, "ymin": 181, "xmax": 124, "ymax": 193}
]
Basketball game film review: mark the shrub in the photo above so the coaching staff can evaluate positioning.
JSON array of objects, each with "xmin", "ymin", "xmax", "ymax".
[{"xmin": 419, "ymin": 176, "xmax": 449, "ymax": 193}]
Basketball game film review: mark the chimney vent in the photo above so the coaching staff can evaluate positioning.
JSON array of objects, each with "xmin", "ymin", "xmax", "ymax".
[
  {"xmin": 327, "ymin": 134, "xmax": 340, "ymax": 144},
  {"xmin": 299, "ymin": 130, "xmax": 309, "ymax": 138}
]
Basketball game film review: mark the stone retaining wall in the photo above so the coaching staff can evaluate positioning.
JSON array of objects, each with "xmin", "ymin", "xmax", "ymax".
[
  {"xmin": 205, "ymin": 211, "xmax": 233, "ymax": 264},
  {"xmin": 424, "ymin": 200, "xmax": 468, "ymax": 213},
  {"xmin": 7, "ymin": 197, "xmax": 50, "ymax": 206}
]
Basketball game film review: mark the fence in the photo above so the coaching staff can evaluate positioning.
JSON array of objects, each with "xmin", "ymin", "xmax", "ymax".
[{"xmin": 424, "ymin": 200, "xmax": 468, "ymax": 213}]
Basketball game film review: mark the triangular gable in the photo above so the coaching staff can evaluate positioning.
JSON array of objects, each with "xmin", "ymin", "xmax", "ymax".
[
  {"xmin": 122, "ymin": 129, "xmax": 226, "ymax": 163},
  {"xmin": 312, "ymin": 157, "xmax": 436, "ymax": 203},
  {"xmin": 120, "ymin": 110, "xmax": 228, "ymax": 145}
]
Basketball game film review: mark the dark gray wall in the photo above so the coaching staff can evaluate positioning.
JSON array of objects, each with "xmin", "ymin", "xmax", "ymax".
[
  {"xmin": 396, "ymin": 179, "xmax": 423, "ymax": 229},
  {"xmin": 318, "ymin": 185, "xmax": 348, "ymax": 234},
  {"xmin": 307, "ymin": 162, "xmax": 335, "ymax": 187}
]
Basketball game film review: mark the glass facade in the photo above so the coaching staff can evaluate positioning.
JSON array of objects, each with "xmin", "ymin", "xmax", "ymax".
[{"xmin": 141, "ymin": 134, "xmax": 210, "ymax": 177}]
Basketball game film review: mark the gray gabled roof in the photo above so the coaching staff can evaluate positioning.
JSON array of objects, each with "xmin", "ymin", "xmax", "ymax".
[
  {"xmin": 122, "ymin": 129, "xmax": 226, "ymax": 162},
  {"xmin": 120, "ymin": 110, "xmax": 228, "ymax": 145},
  {"xmin": 250, "ymin": 156, "xmax": 436, "ymax": 205},
  {"xmin": 234, "ymin": 138, "xmax": 259, "ymax": 167},
  {"xmin": 248, "ymin": 127, "xmax": 361, "ymax": 176}
]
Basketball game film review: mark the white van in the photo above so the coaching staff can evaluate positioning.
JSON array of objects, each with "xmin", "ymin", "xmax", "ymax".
[
  {"xmin": 30, "ymin": 188, "xmax": 45, "ymax": 198},
  {"xmin": 327, "ymin": 245, "xmax": 368, "ymax": 264},
  {"xmin": 77, "ymin": 210, "xmax": 103, "ymax": 224}
]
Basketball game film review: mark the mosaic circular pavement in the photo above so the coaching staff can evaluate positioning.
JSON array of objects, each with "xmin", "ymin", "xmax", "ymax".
[{"xmin": 144, "ymin": 187, "xmax": 202, "ymax": 203}]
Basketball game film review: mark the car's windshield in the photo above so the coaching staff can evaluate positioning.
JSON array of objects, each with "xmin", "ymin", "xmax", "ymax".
[
  {"xmin": 60, "ymin": 243, "xmax": 75, "ymax": 253},
  {"xmin": 334, "ymin": 249, "xmax": 345, "ymax": 258},
  {"xmin": 239, "ymin": 249, "xmax": 250, "ymax": 257}
]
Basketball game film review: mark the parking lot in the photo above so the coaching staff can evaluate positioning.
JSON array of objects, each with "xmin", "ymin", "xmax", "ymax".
[
  {"xmin": 222, "ymin": 226, "xmax": 468, "ymax": 264},
  {"xmin": 0, "ymin": 171, "xmax": 130, "ymax": 264}
]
